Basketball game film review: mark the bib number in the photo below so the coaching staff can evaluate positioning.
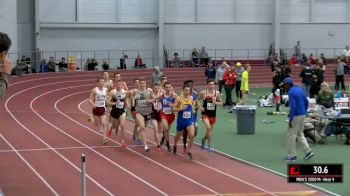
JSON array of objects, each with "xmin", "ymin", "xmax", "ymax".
[
  {"xmin": 206, "ymin": 103, "xmax": 215, "ymax": 110},
  {"xmin": 116, "ymin": 102, "xmax": 124, "ymax": 109},
  {"xmin": 182, "ymin": 111, "xmax": 191, "ymax": 119},
  {"xmin": 138, "ymin": 100, "xmax": 147, "ymax": 107},
  {"xmin": 154, "ymin": 102, "xmax": 162, "ymax": 110},
  {"xmin": 163, "ymin": 107, "xmax": 172, "ymax": 114}
]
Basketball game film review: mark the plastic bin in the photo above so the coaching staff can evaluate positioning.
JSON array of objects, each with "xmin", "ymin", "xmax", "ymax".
[{"xmin": 235, "ymin": 105, "xmax": 256, "ymax": 134}]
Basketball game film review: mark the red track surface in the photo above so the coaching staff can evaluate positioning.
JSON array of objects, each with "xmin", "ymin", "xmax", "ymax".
[{"xmin": 0, "ymin": 72, "xmax": 327, "ymax": 195}]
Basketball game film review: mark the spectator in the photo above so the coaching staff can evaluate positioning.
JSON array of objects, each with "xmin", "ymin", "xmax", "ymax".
[
  {"xmin": 282, "ymin": 77, "xmax": 314, "ymax": 162},
  {"xmin": 101, "ymin": 60, "xmax": 109, "ymax": 70},
  {"xmin": 288, "ymin": 54, "xmax": 298, "ymax": 66},
  {"xmin": 204, "ymin": 61, "xmax": 215, "ymax": 80},
  {"xmin": 310, "ymin": 63, "xmax": 323, "ymax": 98},
  {"xmin": 308, "ymin": 53, "xmax": 316, "ymax": 65},
  {"xmin": 272, "ymin": 65, "xmax": 283, "ymax": 93},
  {"xmin": 191, "ymin": 48, "xmax": 199, "ymax": 66},
  {"xmin": 301, "ymin": 53, "xmax": 307, "ymax": 64},
  {"xmin": 172, "ymin": 52, "xmax": 182, "ymax": 67},
  {"xmin": 299, "ymin": 63, "xmax": 313, "ymax": 97},
  {"xmin": 335, "ymin": 57, "xmax": 346, "ymax": 91},
  {"xmin": 151, "ymin": 66, "xmax": 163, "ymax": 86},
  {"xmin": 318, "ymin": 53, "xmax": 327, "ymax": 67},
  {"xmin": 0, "ymin": 32, "xmax": 12, "ymax": 99},
  {"xmin": 294, "ymin": 41, "xmax": 301, "ymax": 64},
  {"xmin": 134, "ymin": 54, "xmax": 145, "ymax": 68},
  {"xmin": 88, "ymin": 58, "xmax": 98, "ymax": 71},
  {"xmin": 215, "ymin": 60, "xmax": 229, "ymax": 94},
  {"xmin": 84, "ymin": 58, "xmax": 91, "ymax": 70},
  {"xmin": 223, "ymin": 65, "xmax": 236, "ymax": 106},
  {"xmin": 47, "ymin": 56, "xmax": 56, "ymax": 72},
  {"xmin": 39, "ymin": 59, "xmax": 47, "ymax": 73},
  {"xmin": 267, "ymin": 53, "xmax": 279, "ymax": 72},
  {"xmin": 238, "ymin": 64, "xmax": 251, "ymax": 105},
  {"xmin": 119, "ymin": 54, "xmax": 128, "ymax": 69},
  {"xmin": 342, "ymin": 45, "xmax": 350, "ymax": 63},
  {"xmin": 58, "ymin": 57, "xmax": 68, "ymax": 71},
  {"xmin": 234, "ymin": 62, "xmax": 244, "ymax": 100},
  {"xmin": 199, "ymin": 46, "xmax": 209, "ymax": 66}
]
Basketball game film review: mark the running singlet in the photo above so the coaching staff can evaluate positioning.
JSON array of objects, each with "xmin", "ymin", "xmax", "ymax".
[
  {"xmin": 95, "ymin": 87, "xmax": 107, "ymax": 107},
  {"xmin": 202, "ymin": 90, "xmax": 217, "ymax": 117},
  {"xmin": 111, "ymin": 89, "xmax": 126, "ymax": 109},
  {"xmin": 177, "ymin": 96, "xmax": 194, "ymax": 124},
  {"xmin": 161, "ymin": 93, "xmax": 175, "ymax": 115},
  {"xmin": 135, "ymin": 89, "xmax": 153, "ymax": 115}
]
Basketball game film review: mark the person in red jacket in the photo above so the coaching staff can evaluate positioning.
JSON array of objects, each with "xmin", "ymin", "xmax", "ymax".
[{"xmin": 223, "ymin": 65, "xmax": 236, "ymax": 106}]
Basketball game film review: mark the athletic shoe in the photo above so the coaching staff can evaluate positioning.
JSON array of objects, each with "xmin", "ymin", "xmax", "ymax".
[
  {"xmin": 160, "ymin": 136, "xmax": 165, "ymax": 146},
  {"xmin": 182, "ymin": 147, "xmax": 187, "ymax": 155},
  {"xmin": 283, "ymin": 156, "xmax": 297, "ymax": 162},
  {"xmin": 173, "ymin": 146, "xmax": 177, "ymax": 154},
  {"xmin": 304, "ymin": 151, "xmax": 315, "ymax": 160},
  {"xmin": 144, "ymin": 146, "xmax": 150, "ymax": 152},
  {"xmin": 106, "ymin": 130, "xmax": 112, "ymax": 138},
  {"xmin": 102, "ymin": 138, "xmax": 108, "ymax": 145},
  {"xmin": 136, "ymin": 139, "xmax": 142, "ymax": 145},
  {"xmin": 157, "ymin": 144, "xmax": 161, "ymax": 150},
  {"xmin": 207, "ymin": 146, "xmax": 213, "ymax": 152},
  {"xmin": 166, "ymin": 141, "xmax": 171, "ymax": 152},
  {"xmin": 201, "ymin": 138, "xmax": 205, "ymax": 150},
  {"xmin": 132, "ymin": 133, "xmax": 136, "ymax": 141},
  {"xmin": 187, "ymin": 152, "xmax": 193, "ymax": 160},
  {"xmin": 121, "ymin": 143, "xmax": 127, "ymax": 148}
]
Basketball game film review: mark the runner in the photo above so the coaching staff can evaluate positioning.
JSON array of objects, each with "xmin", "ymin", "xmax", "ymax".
[
  {"xmin": 114, "ymin": 72, "xmax": 128, "ymax": 90},
  {"xmin": 88, "ymin": 77, "xmax": 108, "ymax": 144},
  {"xmin": 133, "ymin": 78, "xmax": 155, "ymax": 152},
  {"xmin": 173, "ymin": 84, "xmax": 195, "ymax": 159},
  {"xmin": 151, "ymin": 83, "xmax": 163, "ymax": 148},
  {"xmin": 182, "ymin": 80, "xmax": 199, "ymax": 154},
  {"xmin": 197, "ymin": 79, "xmax": 223, "ymax": 152},
  {"xmin": 107, "ymin": 79, "xmax": 130, "ymax": 147},
  {"xmin": 160, "ymin": 82, "xmax": 177, "ymax": 151},
  {"xmin": 130, "ymin": 78, "xmax": 141, "ymax": 144}
]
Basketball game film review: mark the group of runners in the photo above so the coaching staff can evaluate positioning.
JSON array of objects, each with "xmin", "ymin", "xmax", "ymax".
[{"xmin": 88, "ymin": 71, "xmax": 222, "ymax": 160}]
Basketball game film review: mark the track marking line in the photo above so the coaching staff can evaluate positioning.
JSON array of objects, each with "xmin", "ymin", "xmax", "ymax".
[
  {"xmin": 0, "ymin": 134, "xmax": 59, "ymax": 195},
  {"xmin": 5, "ymin": 82, "xmax": 114, "ymax": 195},
  {"xmin": 0, "ymin": 144, "xmax": 159, "ymax": 153},
  {"xmin": 54, "ymin": 90, "xmax": 220, "ymax": 195},
  {"xmin": 31, "ymin": 86, "xmax": 168, "ymax": 196},
  {"xmin": 80, "ymin": 96, "xmax": 280, "ymax": 195}
]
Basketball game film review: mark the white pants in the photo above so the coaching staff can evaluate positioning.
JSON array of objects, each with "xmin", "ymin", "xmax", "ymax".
[{"xmin": 287, "ymin": 115, "xmax": 312, "ymax": 157}]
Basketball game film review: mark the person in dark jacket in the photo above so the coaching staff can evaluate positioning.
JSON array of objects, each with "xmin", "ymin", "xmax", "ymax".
[{"xmin": 205, "ymin": 61, "xmax": 215, "ymax": 80}]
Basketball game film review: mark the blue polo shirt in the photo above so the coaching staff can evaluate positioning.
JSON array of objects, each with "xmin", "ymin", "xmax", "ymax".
[{"xmin": 288, "ymin": 85, "xmax": 308, "ymax": 122}]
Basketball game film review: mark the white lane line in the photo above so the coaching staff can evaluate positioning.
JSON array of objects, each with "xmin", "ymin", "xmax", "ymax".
[
  {"xmin": 77, "ymin": 98, "xmax": 279, "ymax": 195},
  {"xmin": 0, "ymin": 144, "xmax": 159, "ymax": 153},
  {"xmin": 5, "ymin": 82, "xmax": 114, "ymax": 196},
  {"xmin": 56, "ymin": 90, "xmax": 219, "ymax": 195},
  {"xmin": 79, "ymin": 100, "xmax": 339, "ymax": 196},
  {"xmin": 32, "ymin": 86, "xmax": 168, "ymax": 196},
  {"xmin": 0, "ymin": 134, "xmax": 59, "ymax": 195}
]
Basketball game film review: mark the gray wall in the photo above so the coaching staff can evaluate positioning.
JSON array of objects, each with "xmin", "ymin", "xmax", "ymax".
[
  {"xmin": 17, "ymin": 0, "xmax": 35, "ymax": 56},
  {"xmin": 0, "ymin": 0, "xmax": 18, "ymax": 56},
  {"xmin": 11, "ymin": 0, "xmax": 350, "ymax": 60}
]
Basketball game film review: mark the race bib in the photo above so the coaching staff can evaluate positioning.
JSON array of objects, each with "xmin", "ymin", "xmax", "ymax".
[
  {"xmin": 206, "ymin": 103, "xmax": 215, "ymax": 110},
  {"xmin": 154, "ymin": 102, "xmax": 162, "ymax": 110},
  {"xmin": 138, "ymin": 100, "xmax": 147, "ymax": 107},
  {"xmin": 163, "ymin": 107, "xmax": 172, "ymax": 114},
  {"xmin": 116, "ymin": 102, "xmax": 124, "ymax": 109},
  {"xmin": 182, "ymin": 111, "xmax": 191, "ymax": 119}
]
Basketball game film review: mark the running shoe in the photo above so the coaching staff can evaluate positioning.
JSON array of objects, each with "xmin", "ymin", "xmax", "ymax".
[
  {"xmin": 173, "ymin": 146, "xmax": 177, "ymax": 154},
  {"xmin": 160, "ymin": 136, "xmax": 165, "ymax": 146},
  {"xmin": 283, "ymin": 156, "xmax": 297, "ymax": 162},
  {"xmin": 121, "ymin": 142, "xmax": 127, "ymax": 148},
  {"xmin": 201, "ymin": 138, "xmax": 205, "ymax": 150},
  {"xmin": 207, "ymin": 146, "xmax": 213, "ymax": 152},
  {"xmin": 102, "ymin": 138, "xmax": 108, "ymax": 145},
  {"xmin": 145, "ymin": 146, "xmax": 150, "ymax": 152},
  {"xmin": 166, "ymin": 141, "xmax": 171, "ymax": 152},
  {"xmin": 187, "ymin": 152, "xmax": 193, "ymax": 160},
  {"xmin": 304, "ymin": 151, "xmax": 315, "ymax": 160},
  {"xmin": 182, "ymin": 147, "xmax": 187, "ymax": 155},
  {"xmin": 106, "ymin": 130, "xmax": 112, "ymax": 138}
]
